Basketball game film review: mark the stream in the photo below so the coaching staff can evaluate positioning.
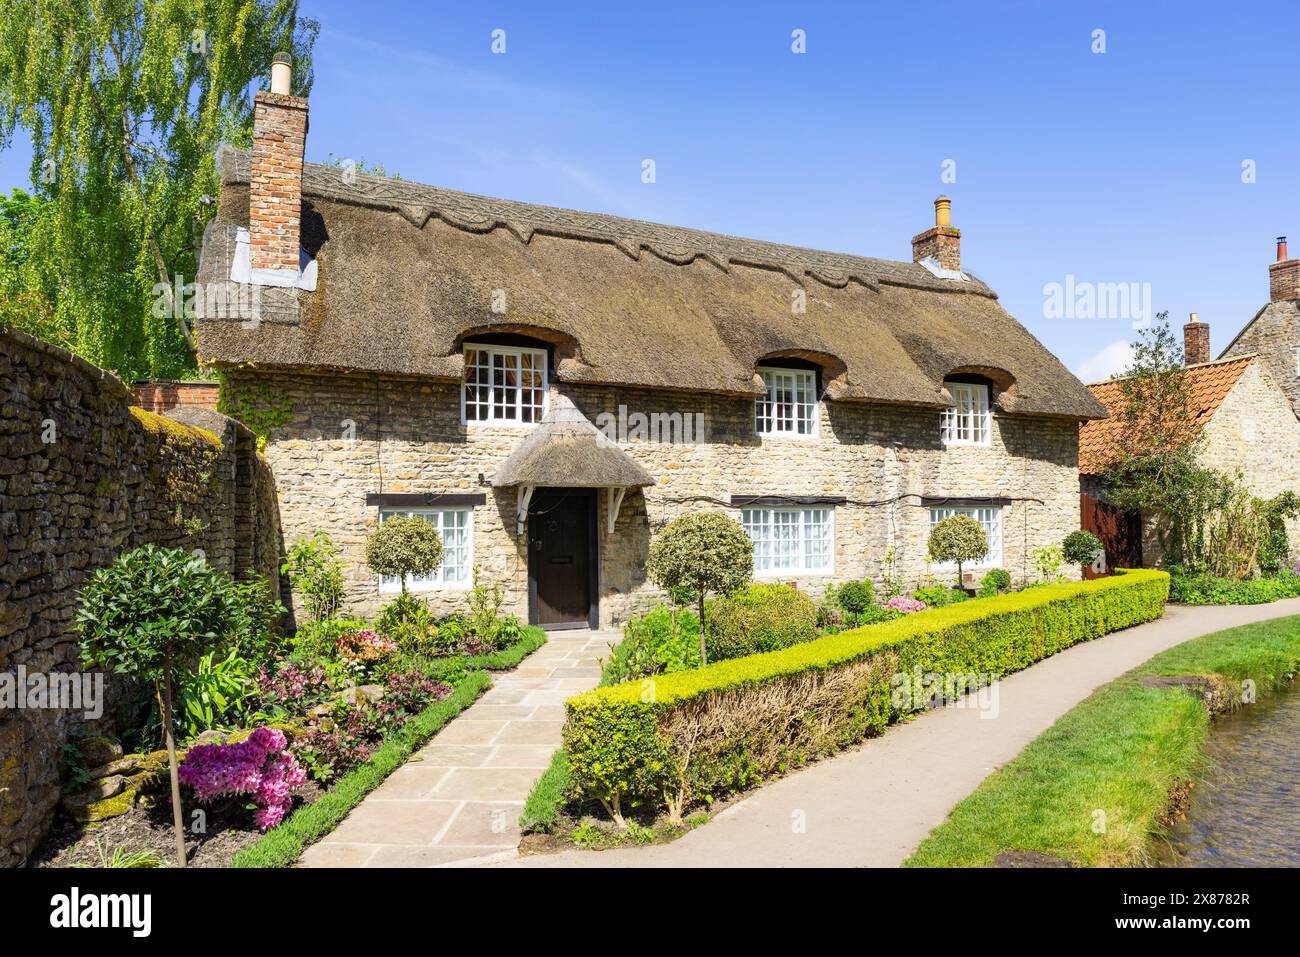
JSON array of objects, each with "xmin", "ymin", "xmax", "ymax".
[{"xmin": 1162, "ymin": 682, "xmax": 1300, "ymax": 867}]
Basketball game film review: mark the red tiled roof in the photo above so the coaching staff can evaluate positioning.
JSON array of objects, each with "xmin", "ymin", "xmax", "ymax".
[{"xmin": 1078, "ymin": 356, "xmax": 1255, "ymax": 475}]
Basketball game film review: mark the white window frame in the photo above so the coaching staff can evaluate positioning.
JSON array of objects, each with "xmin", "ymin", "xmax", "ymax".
[
  {"xmin": 941, "ymin": 381, "xmax": 991, "ymax": 446},
  {"xmin": 377, "ymin": 507, "xmax": 474, "ymax": 591},
  {"xmin": 741, "ymin": 506, "xmax": 835, "ymax": 576},
  {"xmin": 927, "ymin": 505, "xmax": 1003, "ymax": 569},
  {"xmin": 755, "ymin": 366, "xmax": 819, "ymax": 438},
  {"xmin": 461, "ymin": 343, "xmax": 548, "ymax": 427},
  {"xmin": 1294, "ymin": 346, "xmax": 1300, "ymax": 377}
]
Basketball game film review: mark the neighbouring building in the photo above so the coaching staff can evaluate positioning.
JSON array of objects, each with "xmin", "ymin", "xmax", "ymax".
[
  {"xmin": 1079, "ymin": 314, "xmax": 1300, "ymax": 567},
  {"xmin": 193, "ymin": 58, "xmax": 1105, "ymax": 628},
  {"xmin": 1219, "ymin": 235, "xmax": 1300, "ymax": 419}
]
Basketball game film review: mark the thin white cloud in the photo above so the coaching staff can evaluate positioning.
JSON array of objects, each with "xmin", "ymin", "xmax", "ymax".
[{"xmin": 1075, "ymin": 339, "xmax": 1134, "ymax": 383}]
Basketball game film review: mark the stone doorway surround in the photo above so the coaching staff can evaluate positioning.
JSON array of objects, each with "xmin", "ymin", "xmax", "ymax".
[{"xmin": 298, "ymin": 628, "xmax": 618, "ymax": 867}]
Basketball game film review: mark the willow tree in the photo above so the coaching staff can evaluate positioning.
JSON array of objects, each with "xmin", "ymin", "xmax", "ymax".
[{"xmin": 0, "ymin": 0, "xmax": 317, "ymax": 380}]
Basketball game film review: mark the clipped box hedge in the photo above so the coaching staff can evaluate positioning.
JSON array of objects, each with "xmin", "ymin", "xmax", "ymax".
[{"xmin": 563, "ymin": 569, "xmax": 1170, "ymax": 823}]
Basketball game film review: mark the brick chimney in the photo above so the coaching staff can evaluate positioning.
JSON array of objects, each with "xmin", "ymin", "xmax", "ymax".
[
  {"xmin": 912, "ymin": 196, "xmax": 961, "ymax": 271},
  {"xmin": 1270, "ymin": 236, "xmax": 1300, "ymax": 302},
  {"xmin": 1183, "ymin": 312, "xmax": 1210, "ymax": 365},
  {"xmin": 249, "ymin": 53, "xmax": 307, "ymax": 276}
]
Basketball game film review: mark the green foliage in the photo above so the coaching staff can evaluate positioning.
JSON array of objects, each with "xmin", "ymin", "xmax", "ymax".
[
  {"xmin": 175, "ymin": 648, "xmax": 256, "ymax": 740},
  {"xmin": 77, "ymin": 545, "xmax": 242, "ymax": 683},
  {"xmin": 907, "ymin": 615, "xmax": 1300, "ymax": 867},
  {"xmin": 977, "ymin": 568, "xmax": 1012, "ymax": 598},
  {"xmin": 1257, "ymin": 491, "xmax": 1299, "ymax": 575},
  {"xmin": 646, "ymin": 512, "xmax": 753, "ymax": 663},
  {"xmin": 705, "ymin": 583, "xmax": 818, "ymax": 661},
  {"xmin": 834, "ymin": 580, "xmax": 876, "ymax": 615},
  {"xmin": 365, "ymin": 515, "xmax": 444, "ymax": 594},
  {"xmin": 230, "ymin": 671, "xmax": 490, "ymax": 868},
  {"xmin": 280, "ymin": 531, "xmax": 344, "ymax": 624},
  {"xmin": 1031, "ymin": 545, "xmax": 1065, "ymax": 584},
  {"xmin": 563, "ymin": 570, "xmax": 1170, "ymax": 821},
  {"xmin": 519, "ymin": 749, "xmax": 571, "ymax": 834},
  {"xmin": 600, "ymin": 606, "xmax": 702, "ymax": 686},
  {"xmin": 228, "ymin": 571, "xmax": 286, "ymax": 663},
  {"xmin": 0, "ymin": 1, "xmax": 318, "ymax": 379},
  {"xmin": 72, "ymin": 841, "xmax": 167, "ymax": 869},
  {"xmin": 289, "ymin": 615, "xmax": 368, "ymax": 661},
  {"xmin": 914, "ymin": 583, "xmax": 968, "ymax": 607},
  {"xmin": 927, "ymin": 515, "xmax": 988, "ymax": 582},
  {"xmin": 218, "ymin": 381, "xmax": 295, "ymax": 452},
  {"xmin": 1167, "ymin": 568, "xmax": 1300, "ymax": 605},
  {"xmin": 1062, "ymin": 530, "xmax": 1103, "ymax": 567}
]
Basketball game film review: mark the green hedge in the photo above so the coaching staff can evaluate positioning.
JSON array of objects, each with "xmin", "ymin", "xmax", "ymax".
[
  {"xmin": 230, "ymin": 671, "xmax": 490, "ymax": 868},
  {"xmin": 563, "ymin": 569, "xmax": 1169, "ymax": 823},
  {"xmin": 1168, "ymin": 570, "xmax": 1300, "ymax": 605},
  {"xmin": 706, "ymin": 583, "xmax": 818, "ymax": 660}
]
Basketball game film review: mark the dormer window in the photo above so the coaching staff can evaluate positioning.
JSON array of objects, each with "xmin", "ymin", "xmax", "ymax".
[
  {"xmin": 462, "ymin": 343, "xmax": 548, "ymax": 425},
  {"xmin": 941, "ymin": 380, "xmax": 991, "ymax": 446},
  {"xmin": 756, "ymin": 366, "xmax": 818, "ymax": 437}
]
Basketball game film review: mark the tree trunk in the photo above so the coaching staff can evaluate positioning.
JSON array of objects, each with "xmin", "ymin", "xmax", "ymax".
[
  {"xmin": 159, "ymin": 671, "xmax": 187, "ymax": 868},
  {"xmin": 697, "ymin": 592, "xmax": 708, "ymax": 665}
]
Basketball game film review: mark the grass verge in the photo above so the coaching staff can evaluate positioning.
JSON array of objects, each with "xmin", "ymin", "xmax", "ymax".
[
  {"xmin": 519, "ymin": 748, "xmax": 570, "ymax": 833},
  {"xmin": 230, "ymin": 671, "xmax": 491, "ymax": 868},
  {"xmin": 905, "ymin": 614, "xmax": 1300, "ymax": 867}
]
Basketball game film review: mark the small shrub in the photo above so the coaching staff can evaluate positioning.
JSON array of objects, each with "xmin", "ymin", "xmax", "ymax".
[
  {"xmin": 1168, "ymin": 568, "xmax": 1300, "ymax": 605},
  {"xmin": 281, "ymin": 532, "xmax": 346, "ymax": 623},
  {"xmin": 601, "ymin": 606, "xmax": 702, "ymax": 685},
  {"xmin": 373, "ymin": 671, "xmax": 452, "ymax": 732},
  {"xmin": 255, "ymin": 660, "xmax": 335, "ymax": 715},
  {"xmin": 978, "ymin": 568, "xmax": 1012, "ymax": 598},
  {"xmin": 1062, "ymin": 530, "xmax": 1103, "ymax": 568},
  {"xmin": 647, "ymin": 513, "xmax": 753, "ymax": 664},
  {"xmin": 365, "ymin": 516, "xmax": 444, "ymax": 594},
  {"xmin": 886, "ymin": 596, "xmax": 927, "ymax": 614},
  {"xmin": 291, "ymin": 616, "xmax": 369, "ymax": 660},
  {"xmin": 178, "ymin": 727, "xmax": 307, "ymax": 830},
  {"xmin": 1032, "ymin": 544, "xmax": 1066, "ymax": 583},
  {"xmin": 335, "ymin": 630, "xmax": 398, "ymax": 676},
  {"xmin": 927, "ymin": 515, "xmax": 989, "ymax": 584},
  {"xmin": 835, "ymin": 580, "xmax": 876, "ymax": 615},
  {"xmin": 706, "ymin": 583, "xmax": 818, "ymax": 661},
  {"xmin": 292, "ymin": 706, "xmax": 376, "ymax": 785}
]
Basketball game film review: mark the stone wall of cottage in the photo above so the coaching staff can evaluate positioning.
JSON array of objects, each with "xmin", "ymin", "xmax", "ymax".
[
  {"xmin": 236, "ymin": 368, "xmax": 1082, "ymax": 627},
  {"xmin": 1222, "ymin": 301, "xmax": 1300, "ymax": 418},
  {"xmin": 0, "ymin": 326, "xmax": 281, "ymax": 867}
]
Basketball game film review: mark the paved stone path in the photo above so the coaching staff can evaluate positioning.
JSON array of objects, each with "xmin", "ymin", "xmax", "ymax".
[
  {"xmin": 486, "ymin": 599, "xmax": 1300, "ymax": 868},
  {"xmin": 299, "ymin": 628, "xmax": 619, "ymax": 867}
]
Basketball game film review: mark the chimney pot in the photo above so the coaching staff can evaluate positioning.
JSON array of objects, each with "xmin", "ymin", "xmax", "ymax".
[
  {"xmin": 270, "ymin": 52, "xmax": 293, "ymax": 96},
  {"xmin": 1270, "ymin": 235, "xmax": 1300, "ymax": 302},
  {"xmin": 1183, "ymin": 312, "xmax": 1210, "ymax": 365},
  {"xmin": 912, "ymin": 196, "xmax": 961, "ymax": 272}
]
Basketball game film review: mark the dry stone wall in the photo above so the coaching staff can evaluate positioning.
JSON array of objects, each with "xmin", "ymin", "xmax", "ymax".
[
  {"xmin": 235, "ymin": 368, "xmax": 1081, "ymax": 627},
  {"xmin": 0, "ymin": 325, "xmax": 281, "ymax": 867}
]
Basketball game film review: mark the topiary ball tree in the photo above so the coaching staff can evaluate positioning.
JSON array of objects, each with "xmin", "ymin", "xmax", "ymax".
[
  {"xmin": 77, "ymin": 544, "xmax": 244, "ymax": 868},
  {"xmin": 1062, "ymin": 530, "xmax": 1104, "ymax": 573},
  {"xmin": 928, "ymin": 514, "xmax": 989, "ymax": 587},
  {"xmin": 647, "ymin": 513, "xmax": 753, "ymax": 664},
  {"xmin": 365, "ymin": 515, "xmax": 444, "ymax": 596}
]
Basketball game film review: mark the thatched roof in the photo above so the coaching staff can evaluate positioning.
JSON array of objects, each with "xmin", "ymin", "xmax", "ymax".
[
  {"xmin": 195, "ymin": 146, "xmax": 1105, "ymax": 419},
  {"xmin": 492, "ymin": 393, "xmax": 654, "ymax": 488}
]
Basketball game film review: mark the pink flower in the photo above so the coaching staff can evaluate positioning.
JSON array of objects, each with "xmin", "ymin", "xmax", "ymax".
[
  {"xmin": 179, "ymin": 727, "xmax": 306, "ymax": 830},
  {"xmin": 886, "ymin": 596, "xmax": 927, "ymax": 614}
]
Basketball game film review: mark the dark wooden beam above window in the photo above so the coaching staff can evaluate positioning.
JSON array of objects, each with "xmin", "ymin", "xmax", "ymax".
[
  {"xmin": 728, "ymin": 494, "xmax": 848, "ymax": 507},
  {"xmin": 366, "ymin": 492, "xmax": 487, "ymax": 508},
  {"xmin": 921, "ymin": 496, "xmax": 1011, "ymax": 508}
]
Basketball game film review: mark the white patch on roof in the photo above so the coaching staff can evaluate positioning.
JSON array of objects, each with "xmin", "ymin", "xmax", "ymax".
[
  {"xmin": 916, "ymin": 256, "xmax": 968, "ymax": 282},
  {"xmin": 229, "ymin": 226, "xmax": 318, "ymax": 290}
]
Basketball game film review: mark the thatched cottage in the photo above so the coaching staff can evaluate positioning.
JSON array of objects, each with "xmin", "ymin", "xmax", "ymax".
[{"xmin": 194, "ymin": 60, "xmax": 1105, "ymax": 628}]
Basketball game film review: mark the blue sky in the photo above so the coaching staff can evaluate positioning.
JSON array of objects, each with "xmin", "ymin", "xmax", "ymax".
[{"xmin": 3, "ymin": 0, "xmax": 1296, "ymax": 379}]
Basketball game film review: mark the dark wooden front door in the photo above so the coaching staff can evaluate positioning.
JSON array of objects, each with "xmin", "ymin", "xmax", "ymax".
[
  {"xmin": 1080, "ymin": 492, "xmax": 1143, "ymax": 577},
  {"xmin": 528, "ymin": 489, "xmax": 596, "ymax": 628}
]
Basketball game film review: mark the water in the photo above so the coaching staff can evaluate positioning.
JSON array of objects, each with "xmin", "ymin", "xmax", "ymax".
[{"xmin": 1163, "ymin": 683, "xmax": 1300, "ymax": 867}]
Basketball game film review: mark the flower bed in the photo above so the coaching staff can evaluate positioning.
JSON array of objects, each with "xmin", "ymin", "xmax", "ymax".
[{"xmin": 562, "ymin": 570, "xmax": 1169, "ymax": 827}]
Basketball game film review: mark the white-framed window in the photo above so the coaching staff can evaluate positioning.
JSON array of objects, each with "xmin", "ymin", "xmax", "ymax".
[
  {"xmin": 755, "ymin": 366, "xmax": 818, "ymax": 437},
  {"xmin": 1294, "ymin": 346, "xmax": 1300, "ymax": 376},
  {"xmin": 741, "ymin": 506, "xmax": 834, "ymax": 575},
  {"xmin": 377, "ymin": 507, "xmax": 474, "ymax": 590},
  {"xmin": 928, "ymin": 505, "xmax": 1002, "ymax": 568},
  {"xmin": 462, "ymin": 344, "xmax": 547, "ymax": 425},
  {"xmin": 941, "ymin": 381, "xmax": 991, "ymax": 446}
]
